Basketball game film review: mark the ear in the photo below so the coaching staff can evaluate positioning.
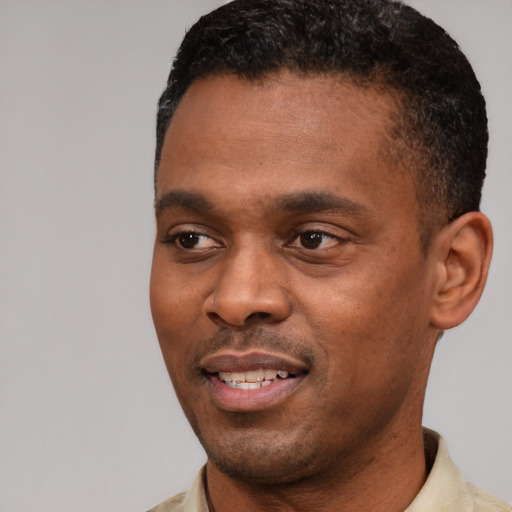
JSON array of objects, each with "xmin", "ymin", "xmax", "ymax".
[{"xmin": 429, "ymin": 212, "xmax": 493, "ymax": 330}]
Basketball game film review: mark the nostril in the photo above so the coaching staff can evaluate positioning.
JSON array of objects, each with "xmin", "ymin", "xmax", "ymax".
[
  {"xmin": 206, "ymin": 311, "xmax": 222, "ymax": 324},
  {"xmin": 203, "ymin": 281, "xmax": 291, "ymax": 326},
  {"xmin": 206, "ymin": 310, "xmax": 273, "ymax": 328},
  {"xmin": 246, "ymin": 312, "xmax": 271, "ymax": 323}
]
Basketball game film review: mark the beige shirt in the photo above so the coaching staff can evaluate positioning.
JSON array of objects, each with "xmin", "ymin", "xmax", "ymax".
[{"xmin": 147, "ymin": 430, "xmax": 511, "ymax": 512}]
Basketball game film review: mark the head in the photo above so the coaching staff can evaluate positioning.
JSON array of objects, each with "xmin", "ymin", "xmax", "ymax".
[
  {"xmin": 150, "ymin": 0, "xmax": 492, "ymax": 489},
  {"xmin": 155, "ymin": 0, "xmax": 488, "ymax": 248}
]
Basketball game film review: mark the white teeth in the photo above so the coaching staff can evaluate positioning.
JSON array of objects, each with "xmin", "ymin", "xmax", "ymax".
[
  {"xmin": 245, "ymin": 369, "xmax": 264, "ymax": 383},
  {"xmin": 222, "ymin": 380, "xmax": 273, "ymax": 390},
  {"xmin": 217, "ymin": 368, "xmax": 292, "ymax": 388},
  {"xmin": 230, "ymin": 371, "xmax": 245, "ymax": 383},
  {"xmin": 264, "ymin": 369, "xmax": 278, "ymax": 380},
  {"xmin": 217, "ymin": 371, "xmax": 232, "ymax": 382}
]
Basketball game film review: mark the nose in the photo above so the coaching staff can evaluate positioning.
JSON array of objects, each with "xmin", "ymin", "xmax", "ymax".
[{"xmin": 203, "ymin": 245, "xmax": 291, "ymax": 328}]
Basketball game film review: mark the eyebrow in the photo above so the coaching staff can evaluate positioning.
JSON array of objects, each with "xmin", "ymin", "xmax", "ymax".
[
  {"xmin": 275, "ymin": 191, "xmax": 369, "ymax": 218},
  {"xmin": 155, "ymin": 189, "xmax": 369, "ymax": 218},
  {"xmin": 154, "ymin": 190, "xmax": 215, "ymax": 215}
]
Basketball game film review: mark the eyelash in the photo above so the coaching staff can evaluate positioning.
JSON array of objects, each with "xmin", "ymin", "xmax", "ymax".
[
  {"xmin": 163, "ymin": 231, "xmax": 218, "ymax": 250},
  {"xmin": 163, "ymin": 228, "xmax": 347, "ymax": 252},
  {"xmin": 289, "ymin": 230, "xmax": 346, "ymax": 250}
]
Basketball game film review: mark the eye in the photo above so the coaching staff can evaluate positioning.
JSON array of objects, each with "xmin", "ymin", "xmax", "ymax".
[
  {"xmin": 291, "ymin": 230, "xmax": 343, "ymax": 250},
  {"xmin": 166, "ymin": 231, "xmax": 220, "ymax": 250}
]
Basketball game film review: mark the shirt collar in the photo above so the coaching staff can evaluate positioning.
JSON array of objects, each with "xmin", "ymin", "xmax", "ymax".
[
  {"xmin": 180, "ymin": 429, "xmax": 503, "ymax": 512},
  {"xmin": 406, "ymin": 428, "xmax": 476, "ymax": 512}
]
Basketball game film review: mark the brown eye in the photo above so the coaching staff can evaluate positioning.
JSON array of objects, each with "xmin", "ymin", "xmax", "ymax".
[
  {"xmin": 295, "ymin": 231, "xmax": 340, "ymax": 250},
  {"xmin": 178, "ymin": 233, "xmax": 202, "ymax": 249},
  {"xmin": 300, "ymin": 232, "xmax": 326, "ymax": 249},
  {"xmin": 164, "ymin": 231, "xmax": 220, "ymax": 250}
]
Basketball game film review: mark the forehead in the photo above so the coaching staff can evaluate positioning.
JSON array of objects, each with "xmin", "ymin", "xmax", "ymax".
[
  {"xmin": 162, "ymin": 73, "xmax": 397, "ymax": 162},
  {"xmin": 156, "ymin": 72, "xmax": 416, "ymax": 221}
]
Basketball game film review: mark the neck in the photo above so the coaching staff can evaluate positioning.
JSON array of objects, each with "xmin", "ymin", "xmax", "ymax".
[{"xmin": 206, "ymin": 423, "xmax": 428, "ymax": 512}]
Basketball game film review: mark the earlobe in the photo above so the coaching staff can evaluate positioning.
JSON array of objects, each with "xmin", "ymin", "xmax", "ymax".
[{"xmin": 429, "ymin": 212, "xmax": 493, "ymax": 330}]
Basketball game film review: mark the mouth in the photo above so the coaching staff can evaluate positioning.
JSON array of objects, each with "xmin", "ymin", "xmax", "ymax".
[
  {"xmin": 200, "ymin": 351, "xmax": 309, "ymax": 411},
  {"xmin": 213, "ymin": 368, "xmax": 297, "ymax": 390}
]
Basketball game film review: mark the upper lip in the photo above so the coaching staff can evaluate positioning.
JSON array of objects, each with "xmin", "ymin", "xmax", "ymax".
[{"xmin": 200, "ymin": 350, "xmax": 310, "ymax": 375}]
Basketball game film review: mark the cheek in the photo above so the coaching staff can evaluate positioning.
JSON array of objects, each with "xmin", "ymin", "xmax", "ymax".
[
  {"xmin": 150, "ymin": 258, "xmax": 195, "ymax": 368},
  {"xmin": 306, "ymin": 257, "xmax": 431, "ymax": 374},
  {"xmin": 150, "ymin": 267, "xmax": 215, "ymax": 432},
  {"xmin": 149, "ymin": 270, "xmax": 199, "ymax": 409},
  {"xmin": 149, "ymin": 252, "xmax": 222, "ymax": 391},
  {"xmin": 150, "ymin": 252, "xmax": 202, "ymax": 330}
]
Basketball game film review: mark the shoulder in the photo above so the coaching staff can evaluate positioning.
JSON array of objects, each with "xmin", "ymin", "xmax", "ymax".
[
  {"xmin": 407, "ymin": 430, "xmax": 511, "ymax": 512},
  {"xmin": 146, "ymin": 492, "xmax": 186, "ymax": 512},
  {"xmin": 145, "ymin": 466, "xmax": 208, "ymax": 512},
  {"xmin": 467, "ymin": 483, "xmax": 512, "ymax": 512}
]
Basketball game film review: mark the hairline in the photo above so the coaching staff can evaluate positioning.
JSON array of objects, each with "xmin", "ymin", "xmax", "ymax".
[{"xmin": 155, "ymin": 68, "xmax": 439, "ymax": 253}]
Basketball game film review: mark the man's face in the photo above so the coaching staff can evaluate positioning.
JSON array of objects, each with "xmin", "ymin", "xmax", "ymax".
[{"xmin": 150, "ymin": 73, "xmax": 440, "ymax": 484}]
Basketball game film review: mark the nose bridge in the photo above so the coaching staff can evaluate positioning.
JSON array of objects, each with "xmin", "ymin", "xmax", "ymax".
[{"xmin": 205, "ymin": 239, "xmax": 290, "ymax": 327}]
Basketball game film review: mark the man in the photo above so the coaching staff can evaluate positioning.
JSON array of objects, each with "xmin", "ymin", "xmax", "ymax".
[{"xmin": 148, "ymin": 0, "xmax": 510, "ymax": 511}]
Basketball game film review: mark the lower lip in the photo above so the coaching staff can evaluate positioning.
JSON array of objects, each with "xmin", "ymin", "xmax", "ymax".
[{"xmin": 205, "ymin": 374, "xmax": 306, "ymax": 412}]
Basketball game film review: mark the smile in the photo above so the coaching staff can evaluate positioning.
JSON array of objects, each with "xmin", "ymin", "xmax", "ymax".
[
  {"xmin": 216, "ymin": 369, "xmax": 295, "ymax": 389},
  {"xmin": 200, "ymin": 350, "xmax": 309, "ymax": 411}
]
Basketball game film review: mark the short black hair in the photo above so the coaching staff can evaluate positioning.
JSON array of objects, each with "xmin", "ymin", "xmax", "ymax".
[{"xmin": 155, "ymin": 0, "xmax": 487, "ymax": 243}]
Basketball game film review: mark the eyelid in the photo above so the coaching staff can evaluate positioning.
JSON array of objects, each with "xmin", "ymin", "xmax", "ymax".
[
  {"xmin": 164, "ymin": 222, "xmax": 211, "ymax": 236},
  {"xmin": 173, "ymin": 232, "xmax": 219, "ymax": 248},
  {"xmin": 292, "ymin": 215, "xmax": 361, "ymax": 247},
  {"xmin": 162, "ymin": 223, "xmax": 223, "ymax": 247},
  {"xmin": 290, "ymin": 222, "xmax": 352, "ymax": 239},
  {"xmin": 292, "ymin": 231, "xmax": 344, "ymax": 246}
]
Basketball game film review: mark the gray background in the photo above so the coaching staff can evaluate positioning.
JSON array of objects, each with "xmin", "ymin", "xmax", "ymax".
[{"xmin": 0, "ymin": 1, "xmax": 510, "ymax": 510}]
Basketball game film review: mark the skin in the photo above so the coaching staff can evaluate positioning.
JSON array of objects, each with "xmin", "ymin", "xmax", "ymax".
[{"xmin": 150, "ymin": 73, "xmax": 492, "ymax": 512}]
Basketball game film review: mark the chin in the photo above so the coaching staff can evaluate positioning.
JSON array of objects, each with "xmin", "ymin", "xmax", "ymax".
[{"xmin": 197, "ymin": 424, "xmax": 329, "ymax": 486}]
